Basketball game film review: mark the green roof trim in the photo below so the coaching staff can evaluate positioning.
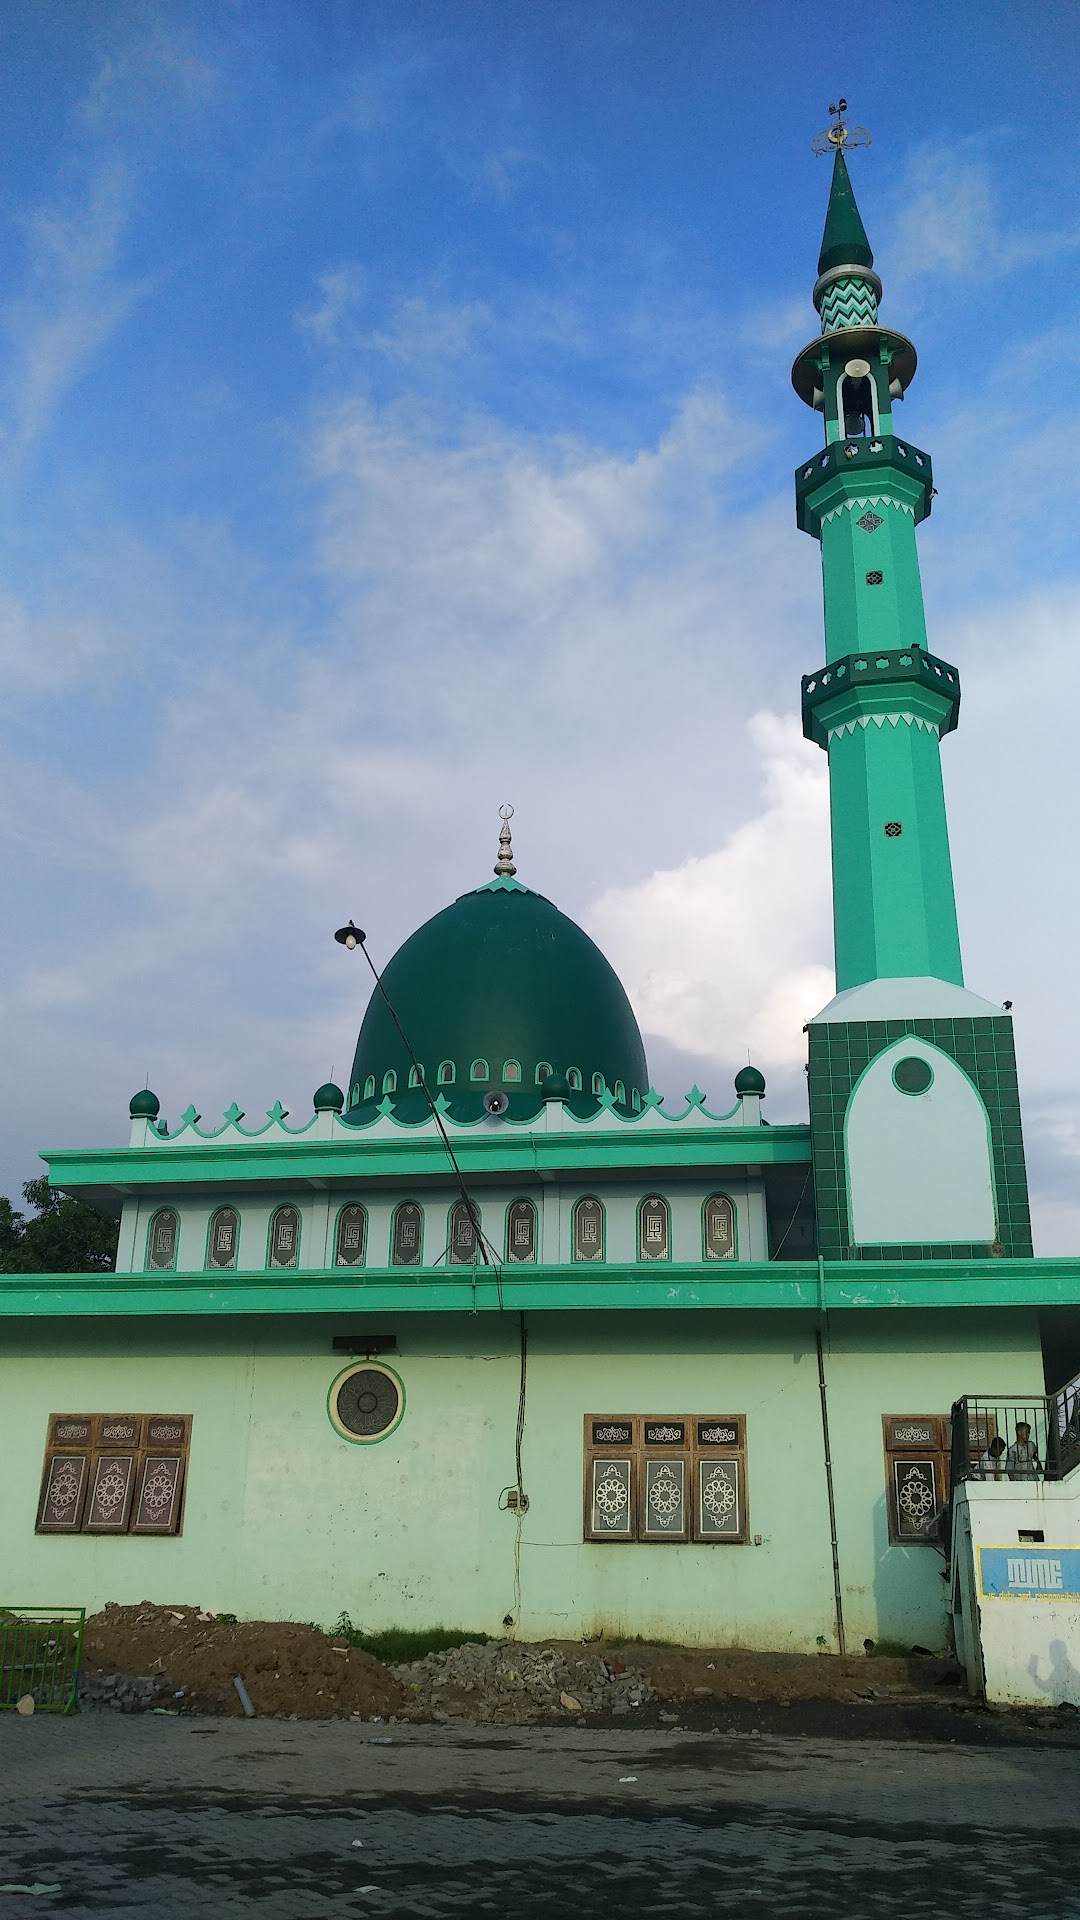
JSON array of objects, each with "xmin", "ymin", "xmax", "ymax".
[
  {"xmin": 818, "ymin": 147, "xmax": 874, "ymax": 276},
  {"xmin": 3, "ymin": 1258, "xmax": 1080, "ymax": 1318}
]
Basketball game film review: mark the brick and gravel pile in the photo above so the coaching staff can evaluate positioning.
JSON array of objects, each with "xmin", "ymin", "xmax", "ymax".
[{"xmin": 392, "ymin": 1640, "xmax": 656, "ymax": 1721}]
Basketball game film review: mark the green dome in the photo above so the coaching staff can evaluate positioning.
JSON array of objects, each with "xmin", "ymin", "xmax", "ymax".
[
  {"xmin": 344, "ymin": 875, "xmax": 648, "ymax": 1122},
  {"xmin": 734, "ymin": 1064, "xmax": 766, "ymax": 1097},
  {"xmin": 314, "ymin": 1082, "xmax": 345, "ymax": 1112},
  {"xmin": 129, "ymin": 1089, "xmax": 161, "ymax": 1119}
]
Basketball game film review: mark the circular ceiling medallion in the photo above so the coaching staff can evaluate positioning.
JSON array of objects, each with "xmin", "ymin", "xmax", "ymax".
[
  {"xmin": 328, "ymin": 1362, "xmax": 405, "ymax": 1444},
  {"xmin": 892, "ymin": 1055, "xmax": 933, "ymax": 1096}
]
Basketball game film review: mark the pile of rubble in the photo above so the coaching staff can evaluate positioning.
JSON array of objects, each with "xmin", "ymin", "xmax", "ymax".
[{"xmin": 393, "ymin": 1639, "xmax": 656, "ymax": 1721}]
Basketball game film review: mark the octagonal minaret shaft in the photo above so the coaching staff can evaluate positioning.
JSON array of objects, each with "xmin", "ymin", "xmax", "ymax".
[{"xmin": 793, "ymin": 120, "xmax": 963, "ymax": 994}]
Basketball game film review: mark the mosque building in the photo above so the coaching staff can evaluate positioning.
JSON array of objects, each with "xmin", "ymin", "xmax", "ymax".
[{"xmin": 6, "ymin": 113, "xmax": 1079, "ymax": 1656}]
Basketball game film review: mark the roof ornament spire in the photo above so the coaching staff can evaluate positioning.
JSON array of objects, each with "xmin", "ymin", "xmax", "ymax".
[
  {"xmin": 494, "ymin": 803, "xmax": 517, "ymax": 877},
  {"xmin": 810, "ymin": 98, "xmax": 871, "ymax": 157}
]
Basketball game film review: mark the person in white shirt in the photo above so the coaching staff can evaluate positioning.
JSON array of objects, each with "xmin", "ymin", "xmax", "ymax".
[
  {"xmin": 975, "ymin": 1436, "xmax": 1006, "ymax": 1480},
  {"xmin": 1005, "ymin": 1421, "xmax": 1040, "ymax": 1480}
]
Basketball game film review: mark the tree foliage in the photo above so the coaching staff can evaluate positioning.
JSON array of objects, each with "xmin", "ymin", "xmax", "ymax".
[{"xmin": 0, "ymin": 1177, "xmax": 118, "ymax": 1273}]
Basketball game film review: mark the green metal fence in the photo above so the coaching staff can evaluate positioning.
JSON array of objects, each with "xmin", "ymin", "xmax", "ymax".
[{"xmin": 0, "ymin": 1608, "xmax": 84, "ymax": 1713}]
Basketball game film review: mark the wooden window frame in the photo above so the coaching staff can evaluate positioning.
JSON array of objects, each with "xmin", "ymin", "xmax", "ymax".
[
  {"xmin": 36, "ymin": 1415, "xmax": 192, "ymax": 1538},
  {"xmin": 882, "ymin": 1414, "xmax": 951, "ymax": 1546},
  {"xmin": 584, "ymin": 1414, "xmax": 749, "ymax": 1545}
]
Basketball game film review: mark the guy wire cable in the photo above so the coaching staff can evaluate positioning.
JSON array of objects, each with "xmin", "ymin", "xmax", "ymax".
[{"xmin": 352, "ymin": 932, "xmax": 505, "ymax": 1308}]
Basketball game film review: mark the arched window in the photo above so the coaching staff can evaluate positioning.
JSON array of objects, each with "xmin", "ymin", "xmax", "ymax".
[
  {"xmin": 614, "ymin": 1081, "xmax": 625, "ymax": 1105},
  {"xmin": 391, "ymin": 1202, "xmax": 422, "ymax": 1267},
  {"xmin": 506, "ymin": 1199, "xmax": 537, "ymax": 1264},
  {"xmin": 632, "ymin": 1089, "xmax": 641, "ymax": 1112},
  {"xmin": 502, "ymin": 1060, "xmax": 521, "ymax": 1083},
  {"xmin": 567, "ymin": 1068, "xmax": 582, "ymax": 1092},
  {"xmin": 535, "ymin": 1062, "xmax": 552, "ymax": 1085},
  {"xmin": 448, "ymin": 1200, "xmax": 479, "ymax": 1265},
  {"xmin": 269, "ymin": 1205, "xmax": 300, "ymax": 1269},
  {"xmin": 335, "ymin": 1203, "xmax": 367, "ymax": 1268},
  {"xmin": 146, "ymin": 1207, "xmax": 178, "ymax": 1272},
  {"xmin": 408, "ymin": 1064, "xmax": 424, "ymax": 1089},
  {"xmin": 207, "ymin": 1206, "xmax": 239, "ymax": 1271},
  {"xmin": 363, "ymin": 1075, "xmax": 376, "ymax": 1100},
  {"xmin": 382, "ymin": 1070, "xmax": 397, "ymax": 1096},
  {"xmin": 351, "ymin": 1083, "xmax": 361, "ymax": 1107},
  {"xmin": 572, "ymin": 1196, "xmax": 604, "ymax": 1263},
  {"xmin": 638, "ymin": 1195, "xmax": 670, "ymax": 1262},
  {"xmin": 592, "ymin": 1073, "xmax": 605, "ymax": 1096},
  {"xmin": 438, "ymin": 1061, "xmax": 455, "ymax": 1085},
  {"xmin": 703, "ymin": 1195, "xmax": 736, "ymax": 1261},
  {"xmin": 470, "ymin": 1058, "xmax": 489, "ymax": 1082}
]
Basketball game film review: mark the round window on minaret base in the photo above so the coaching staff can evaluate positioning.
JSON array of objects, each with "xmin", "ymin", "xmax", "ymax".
[{"xmin": 328, "ymin": 1363, "xmax": 405, "ymax": 1444}]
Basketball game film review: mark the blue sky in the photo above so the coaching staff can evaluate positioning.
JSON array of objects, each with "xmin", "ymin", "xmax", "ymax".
[{"xmin": 1, "ymin": 1, "xmax": 1078, "ymax": 1246}]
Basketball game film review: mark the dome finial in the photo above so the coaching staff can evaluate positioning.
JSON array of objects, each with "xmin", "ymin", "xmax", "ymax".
[{"xmin": 494, "ymin": 803, "xmax": 516, "ymax": 877}]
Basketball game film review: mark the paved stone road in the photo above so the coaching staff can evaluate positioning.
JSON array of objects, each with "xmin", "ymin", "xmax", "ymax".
[{"xmin": 3, "ymin": 1715, "xmax": 1080, "ymax": 1918}]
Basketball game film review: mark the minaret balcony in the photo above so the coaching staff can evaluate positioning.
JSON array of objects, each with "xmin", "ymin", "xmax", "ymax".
[
  {"xmin": 796, "ymin": 434, "xmax": 933, "ymax": 537},
  {"xmin": 802, "ymin": 645, "xmax": 960, "ymax": 749}
]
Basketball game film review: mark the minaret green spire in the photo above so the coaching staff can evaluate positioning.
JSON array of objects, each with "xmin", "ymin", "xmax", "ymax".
[
  {"xmin": 817, "ymin": 146, "xmax": 874, "ymax": 275},
  {"xmin": 792, "ymin": 110, "xmax": 963, "ymax": 993}
]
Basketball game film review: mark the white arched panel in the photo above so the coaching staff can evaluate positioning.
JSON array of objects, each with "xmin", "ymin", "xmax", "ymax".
[{"xmin": 845, "ymin": 1038, "xmax": 995, "ymax": 1246}]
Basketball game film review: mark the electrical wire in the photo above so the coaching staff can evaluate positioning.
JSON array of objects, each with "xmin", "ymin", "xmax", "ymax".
[
  {"xmin": 355, "ymin": 936, "xmax": 504, "ymax": 1306},
  {"xmin": 770, "ymin": 1162, "xmax": 813, "ymax": 1260}
]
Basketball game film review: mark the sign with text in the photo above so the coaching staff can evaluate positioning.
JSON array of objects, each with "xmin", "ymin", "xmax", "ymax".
[{"xmin": 979, "ymin": 1547, "xmax": 1080, "ymax": 1599}]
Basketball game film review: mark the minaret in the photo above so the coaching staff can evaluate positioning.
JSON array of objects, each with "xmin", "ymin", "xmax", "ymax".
[
  {"xmin": 794, "ymin": 111, "xmax": 960, "ymax": 991},
  {"xmin": 795, "ymin": 106, "xmax": 1032, "ymax": 1262}
]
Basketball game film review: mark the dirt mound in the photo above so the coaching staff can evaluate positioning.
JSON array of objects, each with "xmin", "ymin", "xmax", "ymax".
[
  {"xmin": 83, "ymin": 1603, "xmax": 404, "ymax": 1719},
  {"xmin": 393, "ymin": 1640, "xmax": 655, "ymax": 1721},
  {"xmin": 626, "ymin": 1642, "xmax": 957, "ymax": 1705}
]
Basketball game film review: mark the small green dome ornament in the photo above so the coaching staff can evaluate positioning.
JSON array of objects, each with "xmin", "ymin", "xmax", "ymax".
[
  {"xmin": 314, "ymin": 1082, "xmax": 345, "ymax": 1112},
  {"xmin": 129, "ymin": 1089, "xmax": 161, "ymax": 1119},
  {"xmin": 734, "ymin": 1065, "xmax": 766, "ymax": 1097},
  {"xmin": 541, "ymin": 1071, "xmax": 571, "ymax": 1102}
]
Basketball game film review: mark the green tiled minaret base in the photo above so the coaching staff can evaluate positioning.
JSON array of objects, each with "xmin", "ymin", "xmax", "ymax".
[{"xmin": 808, "ymin": 1016, "xmax": 1033, "ymax": 1260}]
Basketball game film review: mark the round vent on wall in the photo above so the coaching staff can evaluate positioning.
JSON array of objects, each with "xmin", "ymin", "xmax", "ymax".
[
  {"xmin": 892, "ymin": 1055, "xmax": 934, "ymax": 1096},
  {"xmin": 328, "ymin": 1363, "xmax": 405, "ymax": 1444}
]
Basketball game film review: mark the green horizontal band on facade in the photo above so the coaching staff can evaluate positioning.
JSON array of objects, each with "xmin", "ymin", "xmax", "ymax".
[
  {"xmin": 801, "ymin": 646, "xmax": 961, "ymax": 749},
  {"xmin": 4, "ymin": 1258, "xmax": 1080, "ymax": 1317},
  {"xmin": 795, "ymin": 435, "xmax": 933, "ymax": 538},
  {"xmin": 42, "ymin": 1123, "xmax": 813, "ymax": 1198}
]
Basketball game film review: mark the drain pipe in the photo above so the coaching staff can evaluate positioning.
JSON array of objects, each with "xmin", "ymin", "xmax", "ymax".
[{"xmin": 816, "ymin": 1259, "xmax": 846, "ymax": 1654}]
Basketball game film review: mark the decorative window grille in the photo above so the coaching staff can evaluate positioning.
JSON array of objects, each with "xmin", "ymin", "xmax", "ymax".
[
  {"xmin": 703, "ymin": 1195, "xmax": 736, "ymax": 1261},
  {"xmin": 382, "ymin": 1070, "xmax": 397, "ymax": 1096},
  {"xmin": 269, "ymin": 1205, "xmax": 300, "ymax": 1269},
  {"xmin": 470, "ymin": 1059, "xmax": 489, "ymax": 1082},
  {"xmin": 592, "ymin": 1073, "xmax": 605, "ymax": 1095},
  {"xmin": 335, "ymin": 1204, "xmax": 367, "ymax": 1269},
  {"xmin": 448, "ymin": 1200, "xmax": 479, "ymax": 1266},
  {"xmin": 438, "ymin": 1061, "xmax": 455, "ymax": 1085},
  {"xmin": 584, "ymin": 1415, "xmax": 748, "ymax": 1544},
  {"xmin": 146, "ymin": 1209, "xmax": 179, "ymax": 1272},
  {"xmin": 638, "ymin": 1196, "xmax": 670, "ymax": 1262},
  {"xmin": 207, "ymin": 1206, "xmax": 239, "ymax": 1271},
  {"xmin": 567, "ymin": 1068, "xmax": 582, "ymax": 1091},
  {"xmin": 37, "ymin": 1414, "xmax": 191, "ymax": 1537},
  {"xmin": 883, "ymin": 1415, "xmax": 952, "ymax": 1544},
  {"xmin": 364, "ymin": 1076, "xmax": 376, "ymax": 1100},
  {"xmin": 572, "ymin": 1196, "xmax": 605, "ymax": 1263},
  {"xmin": 502, "ymin": 1060, "xmax": 521, "ymax": 1083},
  {"xmin": 329, "ymin": 1363, "xmax": 404, "ymax": 1443},
  {"xmin": 506, "ymin": 1199, "xmax": 537, "ymax": 1264},
  {"xmin": 391, "ymin": 1202, "xmax": 423, "ymax": 1267}
]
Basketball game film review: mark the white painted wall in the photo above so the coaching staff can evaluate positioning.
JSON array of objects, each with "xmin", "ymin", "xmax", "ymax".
[
  {"xmin": 845, "ymin": 1037, "xmax": 995, "ymax": 1245},
  {"xmin": 952, "ymin": 1475, "xmax": 1080, "ymax": 1706}
]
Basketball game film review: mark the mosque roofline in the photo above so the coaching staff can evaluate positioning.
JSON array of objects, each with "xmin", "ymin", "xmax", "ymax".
[{"xmin": 3, "ymin": 1258, "xmax": 1080, "ymax": 1319}]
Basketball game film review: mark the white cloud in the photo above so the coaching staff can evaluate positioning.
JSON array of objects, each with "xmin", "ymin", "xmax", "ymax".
[
  {"xmin": 587, "ymin": 712, "xmax": 832, "ymax": 1073},
  {"xmin": 885, "ymin": 144, "xmax": 1078, "ymax": 290}
]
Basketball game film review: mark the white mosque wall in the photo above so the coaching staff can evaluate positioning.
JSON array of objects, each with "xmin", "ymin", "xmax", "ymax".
[
  {"xmin": 952, "ymin": 1475, "xmax": 1080, "ymax": 1707},
  {"xmin": 1, "ymin": 1307, "xmax": 1042, "ymax": 1654},
  {"xmin": 844, "ymin": 1037, "xmax": 996, "ymax": 1247},
  {"xmin": 114, "ymin": 1176, "xmax": 771, "ymax": 1276}
]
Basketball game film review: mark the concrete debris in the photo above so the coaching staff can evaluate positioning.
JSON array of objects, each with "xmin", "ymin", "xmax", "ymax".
[
  {"xmin": 15, "ymin": 1695, "xmax": 35, "ymax": 1716},
  {"xmin": 392, "ymin": 1639, "xmax": 656, "ymax": 1721}
]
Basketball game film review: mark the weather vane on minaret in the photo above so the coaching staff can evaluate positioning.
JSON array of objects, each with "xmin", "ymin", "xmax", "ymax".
[{"xmin": 811, "ymin": 99, "xmax": 871, "ymax": 155}]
